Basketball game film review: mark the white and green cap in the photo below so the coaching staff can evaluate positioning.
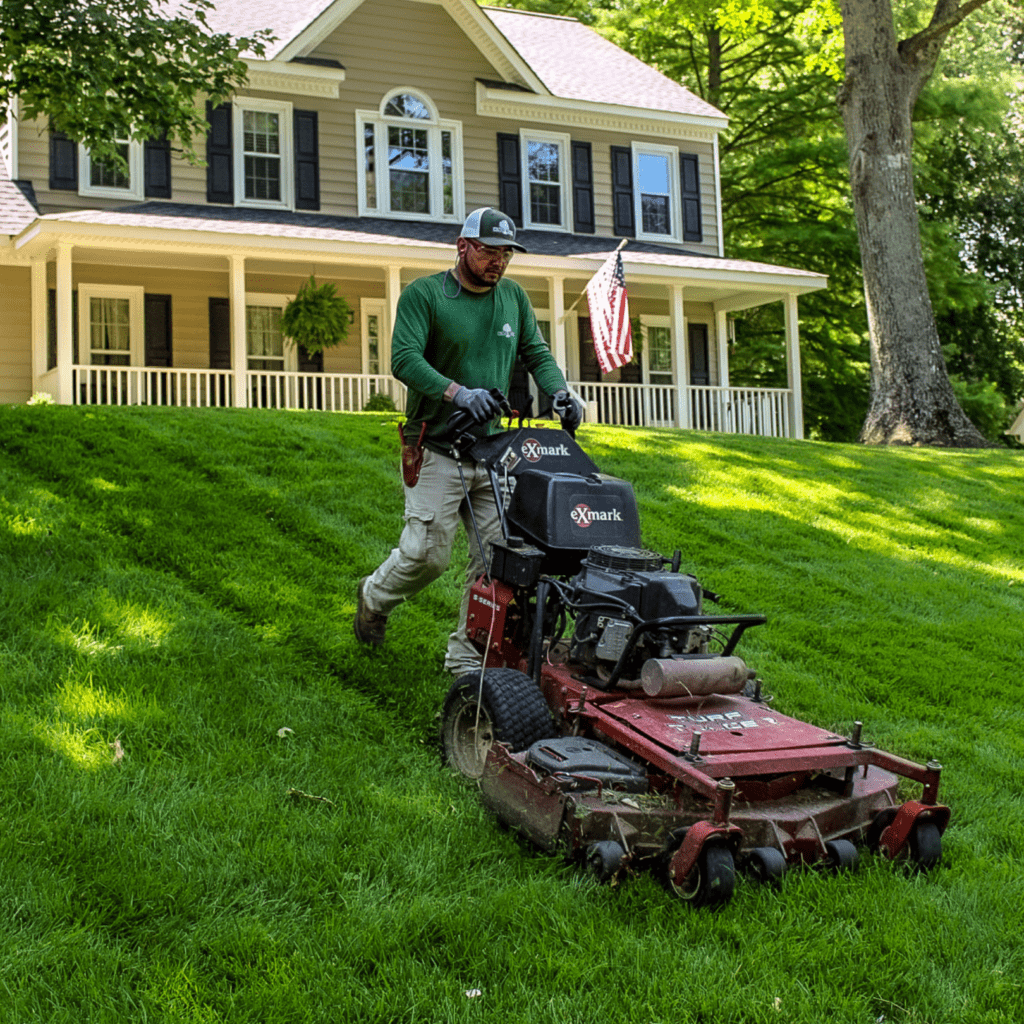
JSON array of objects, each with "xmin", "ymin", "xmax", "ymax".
[{"xmin": 459, "ymin": 207, "xmax": 527, "ymax": 253}]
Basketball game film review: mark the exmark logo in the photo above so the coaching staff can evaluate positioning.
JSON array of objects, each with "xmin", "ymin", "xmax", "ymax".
[
  {"xmin": 522, "ymin": 437, "xmax": 571, "ymax": 462},
  {"xmin": 571, "ymin": 503, "xmax": 623, "ymax": 528}
]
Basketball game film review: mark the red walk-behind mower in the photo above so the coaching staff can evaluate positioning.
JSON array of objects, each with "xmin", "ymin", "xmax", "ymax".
[{"xmin": 438, "ymin": 411, "xmax": 950, "ymax": 907}]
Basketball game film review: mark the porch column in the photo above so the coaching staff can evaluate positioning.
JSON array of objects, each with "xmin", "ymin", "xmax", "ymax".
[
  {"xmin": 229, "ymin": 256, "xmax": 246, "ymax": 408},
  {"xmin": 546, "ymin": 275, "xmax": 567, "ymax": 370},
  {"xmin": 30, "ymin": 257, "xmax": 48, "ymax": 394},
  {"xmin": 715, "ymin": 309, "xmax": 730, "ymax": 388},
  {"xmin": 385, "ymin": 265, "xmax": 402, "ymax": 371},
  {"xmin": 55, "ymin": 242, "xmax": 73, "ymax": 405},
  {"xmin": 783, "ymin": 293, "xmax": 804, "ymax": 439},
  {"xmin": 669, "ymin": 284, "xmax": 689, "ymax": 428}
]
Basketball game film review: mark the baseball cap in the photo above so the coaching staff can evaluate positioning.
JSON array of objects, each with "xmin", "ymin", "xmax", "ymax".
[{"xmin": 459, "ymin": 207, "xmax": 527, "ymax": 253}]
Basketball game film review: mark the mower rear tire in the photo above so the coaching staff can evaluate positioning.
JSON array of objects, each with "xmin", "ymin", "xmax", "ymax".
[{"xmin": 440, "ymin": 668, "xmax": 556, "ymax": 780}]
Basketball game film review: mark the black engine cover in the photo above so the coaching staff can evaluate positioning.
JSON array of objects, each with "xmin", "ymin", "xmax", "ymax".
[{"xmin": 576, "ymin": 559, "xmax": 702, "ymax": 621}]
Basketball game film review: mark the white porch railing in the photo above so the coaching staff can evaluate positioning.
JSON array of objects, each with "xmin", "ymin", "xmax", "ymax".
[
  {"xmin": 71, "ymin": 367, "xmax": 406, "ymax": 413},
  {"xmin": 67, "ymin": 366, "xmax": 790, "ymax": 437},
  {"xmin": 572, "ymin": 382, "xmax": 793, "ymax": 438}
]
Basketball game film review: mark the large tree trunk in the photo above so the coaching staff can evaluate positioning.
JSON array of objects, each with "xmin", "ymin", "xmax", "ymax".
[{"xmin": 838, "ymin": 0, "xmax": 992, "ymax": 446}]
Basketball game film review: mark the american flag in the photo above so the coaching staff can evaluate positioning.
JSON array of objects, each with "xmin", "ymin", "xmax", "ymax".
[{"xmin": 585, "ymin": 249, "xmax": 633, "ymax": 374}]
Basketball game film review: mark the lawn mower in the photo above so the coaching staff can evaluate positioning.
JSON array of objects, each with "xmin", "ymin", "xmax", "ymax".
[{"xmin": 438, "ymin": 403, "xmax": 950, "ymax": 906}]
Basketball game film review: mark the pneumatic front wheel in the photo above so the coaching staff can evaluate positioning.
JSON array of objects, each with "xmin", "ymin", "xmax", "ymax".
[{"xmin": 440, "ymin": 668, "xmax": 555, "ymax": 779}]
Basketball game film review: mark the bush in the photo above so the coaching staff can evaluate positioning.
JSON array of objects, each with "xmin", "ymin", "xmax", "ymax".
[
  {"xmin": 949, "ymin": 374, "xmax": 1013, "ymax": 444},
  {"xmin": 362, "ymin": 392, "xmax": 397, "ymax": 412}
]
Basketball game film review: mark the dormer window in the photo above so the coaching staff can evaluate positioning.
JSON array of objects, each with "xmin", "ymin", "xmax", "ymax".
[{"xmin": 357, "ymin": 89, "xmax": 464, "ymax": 223}]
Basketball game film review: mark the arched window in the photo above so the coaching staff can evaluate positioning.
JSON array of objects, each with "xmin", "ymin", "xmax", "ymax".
[{"xmin": 357, "ymin": 89, "xmax": 463, "ymax": 223}]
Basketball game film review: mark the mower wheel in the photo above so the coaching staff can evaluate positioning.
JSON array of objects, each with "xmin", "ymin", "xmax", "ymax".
[
  {"xmin": 666, "ymin": 840, "xmax": 735, "ymax": 908},
  {"xmin": 586, "ymin": 841, "xmax": 626, "ymax": 883},
  {"xmin": 744, "ymin": 846, "xmax": 786, "ymax": 886},
  {"xmin": 824, "ymin": 838, "xmax": 859, "ymax": 872},
  {"xmin": 909, "ymin": 821, "xmax": 942, "ymax": 871},
  {"xmin": 865, "ymin": 807, "xmax": 899, "ymax": 852},
  {"xmin": 440, "ymin": 668, "xmax": 556, "ymax": 780}
]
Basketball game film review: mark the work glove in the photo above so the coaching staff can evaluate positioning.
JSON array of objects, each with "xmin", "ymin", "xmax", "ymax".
[
  {"xmin": 452, "ymin": 386, "xmax": 501, "ymax": 425},
  {"xmin": 551, "ymin": 390, "xmax": 583, "ymax": 431}
]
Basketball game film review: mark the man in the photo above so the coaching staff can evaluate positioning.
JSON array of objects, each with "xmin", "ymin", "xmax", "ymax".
[{"xmin": 354, "ymin": 207, "xmax": 582, "ymax": 676}]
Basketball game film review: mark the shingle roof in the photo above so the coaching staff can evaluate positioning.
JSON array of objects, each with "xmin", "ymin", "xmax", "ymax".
[
  {"xmin": 195, "ymin": 0, "xmax": 725, "ymax": 121},
  {"xmin": 31, "ymin": 203, "xmax": 824, "ymax": 282},
  {"xmin": 0, "ymin": 163, "xmax": 39, "ymax": 236},
  {"xmin": 481, "ymin": 7, "xmax": 725, "ymax": 121}
]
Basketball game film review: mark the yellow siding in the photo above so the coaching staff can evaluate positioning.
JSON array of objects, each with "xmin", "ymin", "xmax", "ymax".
[
  {"xmin": 0, "ymin": 267, "xmax": 31, "ymax": 403},
  {"xmin": 16, "ymin": 0, "xmax": 721, "ymax": 253}
]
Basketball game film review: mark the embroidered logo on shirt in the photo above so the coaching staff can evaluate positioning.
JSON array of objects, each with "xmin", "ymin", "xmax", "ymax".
[{"xmin": 498, "ymin": 323, "xmax": 516, "ymax": 339}]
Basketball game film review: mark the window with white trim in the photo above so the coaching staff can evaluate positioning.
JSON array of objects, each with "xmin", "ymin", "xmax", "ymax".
[
  {"xmin": 639, "ymin": 315, "xmax": 673, "ymax": 385},
  {"xmin": 78, "ymin": 284, "xmax": 145, "ymax": 365},
  {"xmin": 245, "ymin": 293, "xmax": 296, "ymax": 371},
  {"xmin": 521, "ymin": 130, "xmax": 570, "ymax": 231},
  {"xmin": 633, "ymin": 143, "xmax": 680, "ymax": 242},
  {"xmin": 79, "ymin": 138, "xmax": 144, "ymax": 201},
  {"xmin": 234, "ymin": 99, "xmax": 293, "ymax": 209},
  {"xmin": 357, "ymin": 89, "xmax": 463, "ymax": 223}
]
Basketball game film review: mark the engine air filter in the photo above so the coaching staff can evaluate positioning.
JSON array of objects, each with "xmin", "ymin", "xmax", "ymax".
[{"xmin": 588, "ymin": 545, "xmax": 663, "ymax": 573}]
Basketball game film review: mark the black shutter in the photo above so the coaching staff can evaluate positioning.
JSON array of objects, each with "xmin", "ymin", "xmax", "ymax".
[
  {"xmin": 47, "ymin": 288, "xmax": 79, "ymax": 365},
  {"xmin": 206, "ymin": 102, "xmax": 233, "ymax": 204},
  {"xmin": 496, "ymin": 133, "xmax": 522, "ymax": 227},
  {"xmin": 577, "ymin": 317, "xmax": 602, "ymax": 383},
  {"xmin": 145, "ymin": 294, "xmax": 173, "ymax": 366},
  {"xmin": 688, "ymin": 323, "xmax": 710, "ymax": 385},
  {"xmin": 144, "ymin": 137, "xmax": 172, "ymax": 199},
  {"xmin": 294, "ymin": 110, "xmax": 320, "ymax": 211},
  {"xmin": 610, "ymin": 145, "xmax": 634, "ymax": 238},
  {"xmin": 209, "ymin": 297, "xmax": 231, "ymax": 369},
  {"xmin": 571, "ymin": 141, "xmax": 595, "ymax": 234},
  {"xmin": 680, "ymin": 153, "xmax": 703, "ymax": 242},
  {"xmin": 49, "ymin": 131, "xmax": 78, "ymax": 191}
]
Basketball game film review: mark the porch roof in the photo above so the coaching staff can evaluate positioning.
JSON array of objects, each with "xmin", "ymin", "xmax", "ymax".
[{"xmin": 15, "ymin": 202, "xmax": 828, "ymax": 301}]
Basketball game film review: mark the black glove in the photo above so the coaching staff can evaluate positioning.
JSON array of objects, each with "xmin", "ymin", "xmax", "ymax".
[
  {"xmin": 452, "ymin": 386, "xmax": 501, "ymax": 425},
  {"xmin": 551, "ymin": 390, "xmax": 583, "ymax": 431}
]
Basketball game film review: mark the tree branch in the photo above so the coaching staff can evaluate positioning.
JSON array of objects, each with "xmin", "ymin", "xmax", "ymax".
[{"xmin": 899, "ymin": 0, "xmax": 996, "ymax": 63}]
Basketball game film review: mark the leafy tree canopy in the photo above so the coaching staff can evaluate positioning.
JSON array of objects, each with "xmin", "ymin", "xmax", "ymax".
[{"xmin": 0, "ymin": 0, "xmax": 272, "ymax": 167}]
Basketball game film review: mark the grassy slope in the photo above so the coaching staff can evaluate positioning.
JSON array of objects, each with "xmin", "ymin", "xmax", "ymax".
[{"xmin": 0, "ymin": 405, "xmax": 1021, "ymax": 1024}]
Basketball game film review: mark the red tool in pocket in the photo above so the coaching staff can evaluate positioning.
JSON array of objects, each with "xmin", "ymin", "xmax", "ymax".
[{"xmin": 398, "ymin": 421, "xmax": 428, "ymax": 488}]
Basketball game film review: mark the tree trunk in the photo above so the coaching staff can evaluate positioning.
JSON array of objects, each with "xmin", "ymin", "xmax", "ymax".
[{"xmin": 838, "ymin": 0, "xmax": 991, "ymax": 446}]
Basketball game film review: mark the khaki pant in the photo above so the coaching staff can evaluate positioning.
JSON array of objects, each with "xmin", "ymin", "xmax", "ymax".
[{"xmin": 362, "ymin": 447, "xmax": 501, "ymax": 675}]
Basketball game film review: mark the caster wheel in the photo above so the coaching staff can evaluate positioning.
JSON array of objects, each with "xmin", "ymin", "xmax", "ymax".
[
  {"xmin": 824, "ymin": 838, "xmax": 859, "ymax": 872},
  {"xmin": 909, "ymin": 821, "xmax": 942, "ymax": 871},
  {"xmin": 586, "ymin": 841, "xmax": 626, "ymax": 883},
  {"xmin": 665, "ymin": 841, "xmax": 735, "ymax": 908},
  {"xmin": 745, "ymin": 846, "xmax": 787, "ymax": 886}
]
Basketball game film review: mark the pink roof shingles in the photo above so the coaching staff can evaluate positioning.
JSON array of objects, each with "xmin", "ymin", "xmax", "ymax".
[{"xmin": 481, "ymin": 7, "xmax": 726, "ymax": 121}]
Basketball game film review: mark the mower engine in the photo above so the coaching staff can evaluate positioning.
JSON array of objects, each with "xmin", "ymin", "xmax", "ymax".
[{"xmin": 568, "ymin": 544, "xmax": 707, "ymax": 682}]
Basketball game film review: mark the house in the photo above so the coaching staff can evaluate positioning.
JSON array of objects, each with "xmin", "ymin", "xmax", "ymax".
[{"xmin": 0, "ymin": 0, "xmax": 827, "ymax": 436}]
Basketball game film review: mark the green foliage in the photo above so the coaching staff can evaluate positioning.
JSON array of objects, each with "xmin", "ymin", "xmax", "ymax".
[
  {"xmin": 0, "ymin": 0, "xmax": 271, "ymax": 167},
  {"xmin": 1, "ymin": 407, "xmax": 1023, "ymax": 1022},
  {"xmin": 362, "ymin": 391, "xmax": 397, "ymax": 412},
  {"xmin": 281, "ymin": 277, "xmax": 352, "ymax": 357}
]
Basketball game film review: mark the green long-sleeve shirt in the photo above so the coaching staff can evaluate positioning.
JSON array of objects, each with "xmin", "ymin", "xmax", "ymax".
[{"xmin": 390, "ymin": 271, "xmax": 568, "ymax": 453}]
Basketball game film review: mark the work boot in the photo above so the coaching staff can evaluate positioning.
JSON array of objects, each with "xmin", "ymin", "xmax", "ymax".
[{"xmin": 354, "ymin": 577, "xmax": 388, "ymax": 646}]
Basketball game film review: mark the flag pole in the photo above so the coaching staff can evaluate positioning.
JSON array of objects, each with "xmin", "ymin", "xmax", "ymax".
[{"xmin": 558, "ymin": 238, "xmax": 628, "ymax": 324}]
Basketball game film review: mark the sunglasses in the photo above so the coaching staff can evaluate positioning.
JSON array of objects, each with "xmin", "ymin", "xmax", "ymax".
[{"xmin": 466, "ymin": 237, "xmax": 515, "ymax": 263}]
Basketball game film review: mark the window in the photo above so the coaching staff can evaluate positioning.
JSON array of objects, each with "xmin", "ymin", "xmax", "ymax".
[
  {"xmin": 246, "ymin": 294, "xmax": 296, "ymax": 371},
  {"xmin": 79, "ymin": 138, "xmax": 144, "ymax": 201},
  {"xmin": 521, "ymin": 131, "xmax": 570, "ymax": 230},
  {"xmin": 640, "ymin": 315, "xmax": 673, "ymax": 385},
  {"xmin": 357, "ymin": 90, "xmax": 463, "ymax": 223},
  {"xmin": 633, "ymin": 143, "xmax": 678, "ymax": 242},
  {"xmin": 78, "ymin": 285, "xmax": 144, "ymax": 365},
  {"xmin": 361, "ymin": 299, "xmax": 387, "ymax": 379},
  {"xmin": 234, "ymin": 100, "xmax": 293, "ymax": 209}
]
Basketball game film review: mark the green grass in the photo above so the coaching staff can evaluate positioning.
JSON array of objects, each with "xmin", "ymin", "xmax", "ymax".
[{"xmin": 1, "ymin": 404, "xmax": 1021, "ymax": 1024}]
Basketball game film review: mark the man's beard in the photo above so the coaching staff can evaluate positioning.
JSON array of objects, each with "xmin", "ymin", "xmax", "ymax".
[{"xmin": 457, "ymin": 254, "xmax": 502, "ymax": 290}]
